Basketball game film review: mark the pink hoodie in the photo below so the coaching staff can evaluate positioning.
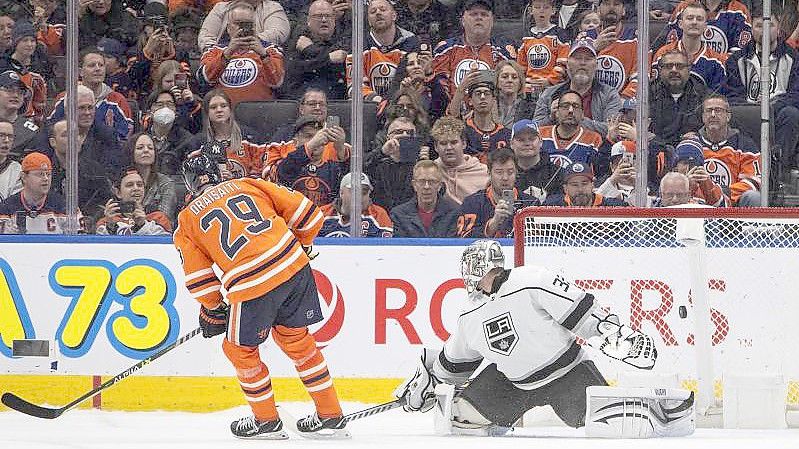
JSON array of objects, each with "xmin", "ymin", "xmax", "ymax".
[{"xmin": 434, "ymin": 155, "xmax": 489, "ymax": 205}]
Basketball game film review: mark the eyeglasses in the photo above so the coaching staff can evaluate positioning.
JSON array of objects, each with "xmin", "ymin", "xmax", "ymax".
[
  {"xmin": 413, "ymin": 178, "xmax": 440, "ymax": 186},
  {"xmin": 310, "ymin": 14, "xmax": 333, "ymax": 20},
  {"xmin": 25, "ymin": 170, "xmax": 52, "ymax": 179},
  {"xmin": 0, "ymin": 85, "xmax": 24, "ymax": 95},
  {"xmin": 558, "ymin": 102, "xmax": 583, "ymax": 111},
  {"xmin": 0, "ymin": 132, "xmax": 12, "ymax": 141},
  {"xmin": 388, "ymin": 128, "xmax": 415, "ymax": 137},
  {"xmin": 471, "ymin": 89, "xmax": 494, "ymax": 98},
  {"xmin": 302, "ymin": 101, "xmax": 327, "ymax": 108},
  {"xmin": 660, "ymin": 62, "xmax": 689, "ymax": 70},
  {"xmin": 703, "ymin": 107, "xmax": 729, "ymax": 115}
]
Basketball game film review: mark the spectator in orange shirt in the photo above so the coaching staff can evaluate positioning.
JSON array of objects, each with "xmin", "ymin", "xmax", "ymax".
[
  {"xmin": 319, "ymin": 172, "xmax": 394, "ymax": 237},
  {"xmin": 198, "ymin": 1, "xmax": 284, "ymax": 106}
]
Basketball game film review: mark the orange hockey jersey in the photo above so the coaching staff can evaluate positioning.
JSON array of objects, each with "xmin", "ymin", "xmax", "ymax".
[
  {"xmin": 697, "ymin": 131, "xmax": 760, "ymax": 205},
  {"xmin": 432, "ymin": 36, "xmax": 516, "ymax": 97},
  {"xmin": 259, "ymin": 140, "xmax": 345, "ymax": 178},
  {"xmin": 223, "ymin": 140, "xmax": 268, "ymax": 179},
  {"xmin": 345, "ymin": 28, "xmax": 421, "ymax": 99},
  {"xmin": 198, "ymin": 39, "xmax": 284, "ymax": 106},
  {"xmin": 20, "ymin": 71, "xmax": 47, "ymax": 123},
  {"xmin": 517, "ymin": 26, "xmax": 569, "ymax": 87},
  {"xmin": 595, "ymin": 26, "xmax": 638, "ymax": 99},
  {"xmin": 173, "ymin": 178, "xmax": 323, "ymax": 308}
]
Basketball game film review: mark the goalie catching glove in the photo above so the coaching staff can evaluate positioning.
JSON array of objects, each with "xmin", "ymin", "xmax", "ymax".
[
  {"xmin": 394, "ymin": 348, "xmax": 441, "ymax": 412},
  {"xmin": 595, "ymin": 315, "xmax": 657, "ymax": 370},
  {"xmin": 199, "ymin": 303, "xmax": 229, "ymax": 338}
]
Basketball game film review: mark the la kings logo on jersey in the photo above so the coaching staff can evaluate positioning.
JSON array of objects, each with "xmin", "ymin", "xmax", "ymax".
[{"xmin": 483, "ymin": 312, "xmax": 518, "ymax": 356}]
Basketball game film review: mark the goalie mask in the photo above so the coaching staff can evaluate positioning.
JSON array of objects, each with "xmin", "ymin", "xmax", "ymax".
[
  {"xmin": 461, "ymin": 240, "xmax": 505, "ymax": 299},
  {"xmin": 182, "ymin": 151, "xmax": 223, "ymax": 195}
]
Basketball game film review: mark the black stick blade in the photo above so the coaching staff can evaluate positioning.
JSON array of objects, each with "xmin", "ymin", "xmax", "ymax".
[{"xmin": 2, "ymin": 392, "xmax": 65, "ymax": 419}]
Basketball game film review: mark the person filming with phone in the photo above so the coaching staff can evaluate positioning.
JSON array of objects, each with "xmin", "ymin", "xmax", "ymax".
[
  {"xmin": 457, "ymin": 147, "xmax": 538, "ymax": 238},
  {"xmin": 198, "ymin": 1, "xmax": 285, "ymax": 106},
  {"xmin": 96, "ymin": 167, "xmax": 172, "ymax": 236}
]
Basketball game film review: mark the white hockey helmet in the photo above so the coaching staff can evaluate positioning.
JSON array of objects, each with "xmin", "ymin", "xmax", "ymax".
[{"xmin": 461, "ymin": 240, "xmax": 505, "ymax": 297}]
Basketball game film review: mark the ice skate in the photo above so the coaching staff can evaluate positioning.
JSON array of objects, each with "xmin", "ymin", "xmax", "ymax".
[
  {"xmin": 295, "ymin": 412, "xmax": 351, "ymax": 439},
  {"xmin": 230, "ymin": 415, "xmax": 288, "ymax": 440}
]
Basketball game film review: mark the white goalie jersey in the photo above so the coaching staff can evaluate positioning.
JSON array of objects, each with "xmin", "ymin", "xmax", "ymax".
[{"xmin": 433, "ymin": 265, "xmax": 612, "ymax": 390}]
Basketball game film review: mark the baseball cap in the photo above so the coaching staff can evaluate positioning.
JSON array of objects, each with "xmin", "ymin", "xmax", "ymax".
[
  {"xmin": 610, "ymin": 140, "xmax": 635, "ymax": 159},
  {"xmin": 511, "ymin": 119, "xmax": 539, "ymax": 139},
  {"xmin": 0, "ymin": 70, "xmax": 26, "ymax": 90},
  {"xmin": 620, "ymin": 97, "xmax": 638, "ymax": 111},
  {"xmin": 96, "ymin": 37, "xmax": 127, "ymax": 63},
  {"xmin": 563, "ymin": 162, "xmax": 594, "ymax": 181},
  {"xmin": 12, "ymin": 21, "xmax": 36, "ymax": 48},
  {"xmin": 569, "ymin": 38, "xmax": 597, "ymax": 57},
  {"xmin": 340, "ymin": 172, "xmax": 373, "ymax": 191},
  {"xmin": 465, "ymin": 70, "xmax": 496, "ymax": 96},
  {"xmin": 675, "ymin": 138, "xmax": 704, "ymax": 165},
  {"xmin": 21, "ymin": 152, "xmax": 52, "ymax": 172},
  {"xmin": 461, "ymin": 0, "xmax": 494, "ymax": 13},
  {"xmin": 294, "ymin": 115, "xmax": 324, "ymax": 135}
]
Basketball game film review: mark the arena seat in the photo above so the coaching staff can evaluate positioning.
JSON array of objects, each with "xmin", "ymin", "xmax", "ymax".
[
  {"xmin": 326, "ymin": 100, "xmax": 378, "ymax": 147},
  {"xmin": 235, "ymin": 100, "xmax": 300, "ymax": 140}
]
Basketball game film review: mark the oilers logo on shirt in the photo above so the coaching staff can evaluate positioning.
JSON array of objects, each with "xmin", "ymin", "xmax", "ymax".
[
  {"xmin": 549, "ymin": 153, "xmax": 574, "ymax": 168},
  {"xmin": 369, "ymin": 61, "xmax": 398, "ymax": 97},
  {"xmin": 527, "ymin": 44, "xmax": 552, "ymax": 69},
  {"xmin": 483, "ymin": 312, "xmax": 518, "ymax": 356},
  {"xmin": 705, "ymin": 158, "xmax": 732, "ymax": 188},
  {"xmin": 702, "ymin": 26, "xmax": 729, "ymax": 55},
  {"xmin": 220, "ymin": 58, "xmax": 258, "ymax": 88},
  {"xmin": 595, "ymin": 55, "xmax": 626, "ymax": 93},
  {"xmin": 454, "ymin": 59, "xmax": 490, "ymax": 86}
]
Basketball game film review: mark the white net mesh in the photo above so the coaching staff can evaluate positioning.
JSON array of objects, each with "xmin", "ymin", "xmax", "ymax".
[{"xmin": 515, "ymin": 207, "xmax": 799, "ymax": 409}]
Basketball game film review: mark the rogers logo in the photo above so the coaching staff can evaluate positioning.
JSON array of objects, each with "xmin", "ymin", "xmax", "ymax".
[{"xmin": 310, "ymin": 269, "xmax": 345, "ymax": 348}]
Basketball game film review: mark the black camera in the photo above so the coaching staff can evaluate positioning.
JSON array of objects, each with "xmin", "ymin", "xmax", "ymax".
[
  {"xmin": 147, "ymin": 15, "xmax": 169, "ymax": 33},
  {"xmin": 119, "ymin": 201, "xmax": 137, "ymax": 215},
  {"xmin": 238, "ymin": 21, "xmax": 254, "ymax": 37},
  {"xmin": 15, "ymin": 211, "xmax": 26, "ymax": 235}
]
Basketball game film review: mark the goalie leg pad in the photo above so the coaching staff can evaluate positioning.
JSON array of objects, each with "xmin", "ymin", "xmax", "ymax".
[{"xmin": 585, "ymin": 386, "xmax": 696, "ymax": 438}]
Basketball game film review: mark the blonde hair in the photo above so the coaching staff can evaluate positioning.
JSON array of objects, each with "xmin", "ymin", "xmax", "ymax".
[
  {"xmin": 431, "ymin": 116, "xmax": 466, "ymax": 142},
  {"xmin": 413, "ymin": 159, "xmax": 443, "ymax": 179},
  {"xmin": 494, "ymin": 60, "xmax": 525, "ymax": 96},
  {"xmin": 154, "ymin": 60, "xmax": 182, "ymax": 90}
]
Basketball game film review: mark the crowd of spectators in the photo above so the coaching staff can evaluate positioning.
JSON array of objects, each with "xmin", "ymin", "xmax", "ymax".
[{"xmin": 0, "ymin": 0, "xmax": 792, "ymax": 237}]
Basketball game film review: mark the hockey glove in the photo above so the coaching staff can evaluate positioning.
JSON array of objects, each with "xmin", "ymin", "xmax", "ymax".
[
  {"xmin": 394, "ymin": 348, "xmax": 441, "ymax": 412},
  {"xmin": 596, "ymin": 316, "xmax": 657, "ymax": 370},
  {"xmin": 199, "ymin": 303, "xmax": 229, "ymax": 338},
  {"xmin": 303, "ymin": 245, "xmax": 319, "ymax": 260}
]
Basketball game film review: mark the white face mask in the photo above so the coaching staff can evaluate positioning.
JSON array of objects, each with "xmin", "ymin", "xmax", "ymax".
[{"xmin": 152, "ymin": 107, "xmax": 176, "ymax": 126}]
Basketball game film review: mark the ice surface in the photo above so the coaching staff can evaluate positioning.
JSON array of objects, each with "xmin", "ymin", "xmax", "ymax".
[{"xmin": 2, "ymin": 402, "xmax": 798, "ymax": 449}]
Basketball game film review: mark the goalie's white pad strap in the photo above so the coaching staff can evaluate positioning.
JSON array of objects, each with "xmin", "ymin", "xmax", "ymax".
[
  {"xmin": 585, "ymin": 386, "xmax": 696, "ymax": 439},
  {"xmin": 433, "ymin": 384, "xmax": 455, "ymax": 436}
]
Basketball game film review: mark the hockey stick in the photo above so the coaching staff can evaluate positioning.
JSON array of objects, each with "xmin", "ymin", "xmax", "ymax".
[
  {"xmin": 2, "ymin": 327, "xmax": 202, "ymax": 419},
  {"xmin": 342, "ymin": 398, "xmax": 405, "ymax": 423},
  {"xmin": 278, "ymin": 398, "xmax": 405, "ymax": 440}
]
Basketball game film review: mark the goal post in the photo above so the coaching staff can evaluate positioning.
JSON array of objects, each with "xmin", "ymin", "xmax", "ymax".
[{"xmin": 513, "ymin": 206, "xmax": 799, "ymax": 426}]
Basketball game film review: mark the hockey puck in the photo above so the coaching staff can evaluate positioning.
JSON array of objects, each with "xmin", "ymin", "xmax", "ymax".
[{"xmin": 678, "ymin": 305, "xmax": 688, "ymax": 318}]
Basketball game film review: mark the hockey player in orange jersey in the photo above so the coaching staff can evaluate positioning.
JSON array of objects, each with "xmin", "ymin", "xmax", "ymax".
[{"xmin": 173, "ymin": 152, "xmax": 348, "ymax": 440}]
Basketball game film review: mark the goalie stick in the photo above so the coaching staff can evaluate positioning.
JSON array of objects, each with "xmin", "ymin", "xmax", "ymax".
[{"xmin": 2, "ymin": 327, "xmax": 202, "ymax": 419}]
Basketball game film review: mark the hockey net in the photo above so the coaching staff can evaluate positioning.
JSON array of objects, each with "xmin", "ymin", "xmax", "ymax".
[{"xmin": 513, "ymin": 206, "xmax": 799, "ymax": 421}]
